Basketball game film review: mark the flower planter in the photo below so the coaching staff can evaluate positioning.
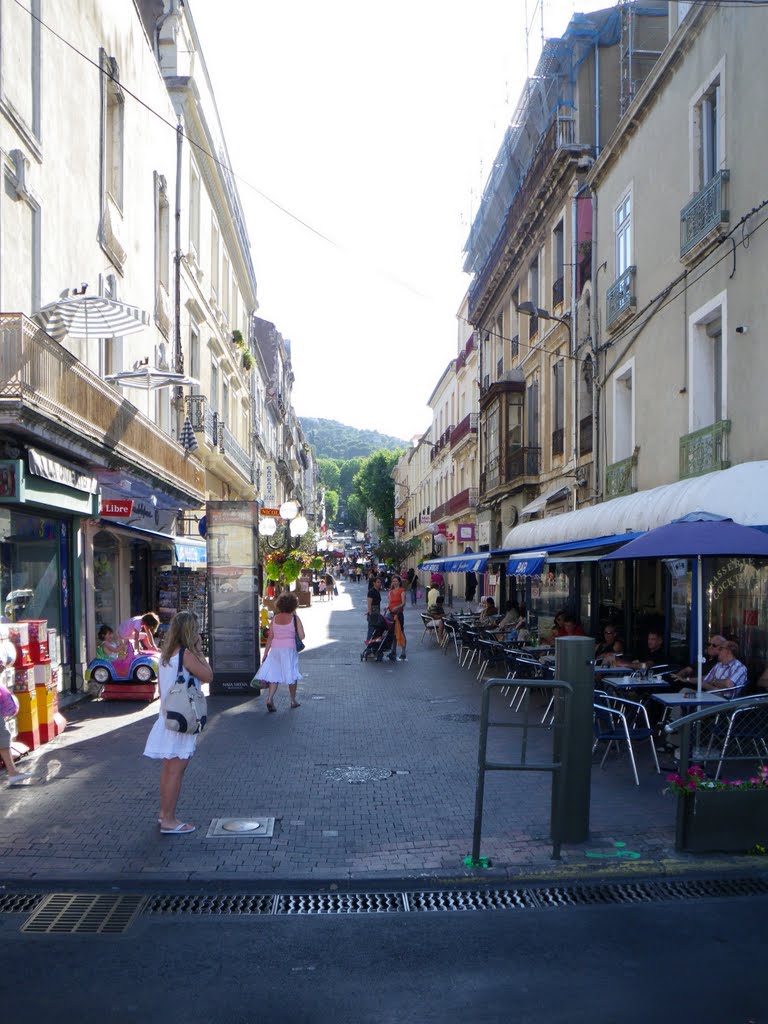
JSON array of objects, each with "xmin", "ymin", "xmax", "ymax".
[{"xmin": 677, "ymin": 789, "xmax": 768, "ymax": 853}]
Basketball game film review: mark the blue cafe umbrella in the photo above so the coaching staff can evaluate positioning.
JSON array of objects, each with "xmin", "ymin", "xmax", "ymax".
[{"xmin": 601, "ymin": 512, "xmax": 768, "ymax": 695}]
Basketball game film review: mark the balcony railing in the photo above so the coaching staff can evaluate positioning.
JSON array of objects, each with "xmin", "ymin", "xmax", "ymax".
[
  {"xmin": 505, "ymin": 445, "xmax": 540, "ymax": 482},
  {"xmin": 480, "ymin": 455, "xmax": 500, "ymax": 494},
  {"xmin": 186, "ymin": 394, "xmax": 253, "ymax": 483},
  {"xmin": 579, "ymin": 414, "xmax": 593, "ymax": 455},
  {"xmin": 679, "ymin": 420, "xmax": 730, "ymax": 479},
  {"xmin": 606, "ymin": 266, "xmax": 636, "ymax": 330},
  {"xmin": 680, "ymin": 170, "xmax": 730, "ymax": 260},
  {"xmin": 431, "ymin": 488, "xmax": 479, "ymax": 521},
  {"xmin": 551, "ymin": 427, "xmax": 564, "ymax": 457},
  {"xmin": 510, "ymin": 334, "xmax": 519, "ymax": 358},
  {"xmin": 605, "ymin": 453, "xmax": 637, "ymax": 498},
  {"xmin": 0, "ymin": 313, "xmax": 204, "ymax": 501},
  {"xmin": 450, "ymin": 412, "xmax": 478, "ymax": 449}
]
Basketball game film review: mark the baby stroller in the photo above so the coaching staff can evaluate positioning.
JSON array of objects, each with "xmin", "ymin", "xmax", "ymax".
[{"xmin": 361, "ymin": 613, "xmax": 395, "ymax": 662}]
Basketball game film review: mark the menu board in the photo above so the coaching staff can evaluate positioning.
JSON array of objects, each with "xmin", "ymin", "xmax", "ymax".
[{"xmin": 206, "ymin": 501, "xmax": 260, "ymax": 692}]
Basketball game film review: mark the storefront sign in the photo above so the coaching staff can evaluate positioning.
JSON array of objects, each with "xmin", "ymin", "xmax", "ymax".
[
  {"xmin": 174, "ymin": 540, "xmax": 207, "ymax": 565},
  {"xmin": 260, "ymin": 507, "xmax": 281, "ymax": 517},
  {"xmin": 395, "ymin": 517, "xmax": 405, "ymax": 532},
  {"xmin": 28, "ymin": 449, "xmax": 98, "ymax": 494},
  {"xmin": 457, "ymin": 523, "xmax": 475, "ymax": 542},
  {"xmin": 419, "ymin": 514, "xmax": 431, "ymax": 525},
  {"xmin": 100, "ymin": 499, "xmax": 134, "ymax": 517}
]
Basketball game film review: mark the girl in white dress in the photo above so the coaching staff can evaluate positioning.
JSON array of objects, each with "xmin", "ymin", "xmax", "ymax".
[
  {"xmin": 143, "ymin": 611, "xmax": 213, "ymax": 834},
  {"xmin": 254, "ymin": 592, "xmax": 305, "ymax": 711}
]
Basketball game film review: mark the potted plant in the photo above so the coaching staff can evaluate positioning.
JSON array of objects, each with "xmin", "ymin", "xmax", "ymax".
[
  {"xmin": 666, "ymin": 764, "xmax": 768, "ymax": 853},
  {"xmin": 242, "ymin": 350, "xmax": 254, "ymax": 371},
  {"xmin": 231, "ymin": 329, "xmax": 245, "ymax": 349}
]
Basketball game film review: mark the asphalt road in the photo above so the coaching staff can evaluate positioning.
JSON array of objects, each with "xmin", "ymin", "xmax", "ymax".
[{"xmin": 4, "ymin": 892, "xmax": 766, "ymax": 1023}]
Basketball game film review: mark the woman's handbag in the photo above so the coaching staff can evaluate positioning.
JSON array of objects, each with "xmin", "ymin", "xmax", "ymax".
[
  {"xmin": 294, "ymin": 616, "xmax": 305, "ymax": 653},
  {"xmin": 164, "ymin": 648, "xmax": 207, "ymax": 734}
]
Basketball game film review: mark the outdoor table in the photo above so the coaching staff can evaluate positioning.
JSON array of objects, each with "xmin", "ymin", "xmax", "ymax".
[
  {"xmin": 651, "ymin": 691, "xmax": 725, "ymax": 708},
  {"xmin": 605, "ymin": 676, "xmax": 670, "ymax": 693},
  {"xmin": 524, "ymin": 645, "xmax": 555, "ymax": 658}
]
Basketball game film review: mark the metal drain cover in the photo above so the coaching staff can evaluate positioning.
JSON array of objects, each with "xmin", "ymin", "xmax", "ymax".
[
  {"xmin": 207, "ymin": 817, "xmax": 275, "ymax": 838},
  {"xmin": 22, "ymin": 893, "xmax": 146, "ymax": 934},
  {"xmin": 440, "ymin": 713, "xmax": 480, "ymax": 723},
  {"xmin": 323, "ymin": 765, "xmax": 393, "ymax": 784}
]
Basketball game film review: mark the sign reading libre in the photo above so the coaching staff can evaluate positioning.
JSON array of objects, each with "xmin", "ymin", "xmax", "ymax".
[{"xmin": 100, "ymin": 499, "xmax": 133, "ymax": 517}]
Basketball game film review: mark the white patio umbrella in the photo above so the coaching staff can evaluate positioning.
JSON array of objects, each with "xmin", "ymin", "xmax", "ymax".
[
  {"xmin": 104, "ymin": 367, "xmax": 199, "ymax": 391},
  {"xmin": 33, "ymin": 293, "xmax": 150, "ymax": 340}
]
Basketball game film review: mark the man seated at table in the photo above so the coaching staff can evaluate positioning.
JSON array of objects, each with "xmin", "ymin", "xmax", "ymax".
[
  {"xmin": 615, "ymin": 628, "xmax": 668, "ymax": 672},
  {"xmin": 428, "ymin": 596, "xmax": 447, "ymax": 642},
  {"xmin": 427, "ymin": 584, "xmax": 441, "ymax": 611},
  {"xmin": 683, "ymin": 640, "xmax": 748, "ymax": 698},
  {"xmin": 670, "ymin": 635, "xmax": 725, "ymax": 687}
]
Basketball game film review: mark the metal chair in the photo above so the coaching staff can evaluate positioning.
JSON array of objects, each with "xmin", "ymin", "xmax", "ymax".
[
  {"xmin": 420, "ymin": 612, "xmax": 440, "ymax": 644},
  {"xmin": 593, "ymin": 694, "xmax": 660, "ymax": 785}
]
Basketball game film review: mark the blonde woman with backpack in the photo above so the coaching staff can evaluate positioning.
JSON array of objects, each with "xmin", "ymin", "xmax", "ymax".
[{"xmin": 143, "ymin": 611, "xmax": 212, "ymax": 835}]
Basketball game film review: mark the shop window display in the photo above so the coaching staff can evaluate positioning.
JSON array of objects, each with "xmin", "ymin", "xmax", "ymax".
[{"xmin": 93, "ymin": 531, "xmax": 118, "ymax": 631}]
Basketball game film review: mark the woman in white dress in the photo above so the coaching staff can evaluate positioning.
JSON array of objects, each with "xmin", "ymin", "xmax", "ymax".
[
  {"xmin": 254, "ymin": 592, "xmax": 305, "ymax": 711},
  {"xmin": 143, "ymin": 611, "xmax": 213, "ymax": 835}
]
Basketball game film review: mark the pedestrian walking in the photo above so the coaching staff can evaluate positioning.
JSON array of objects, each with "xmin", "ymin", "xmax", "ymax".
[
  {"xmin": 254, "ymin": 592, "xmax": 305, "ymax": 711},
  {"xmin": 387, "ymin": 575, "xmax": 407, "ymax": 661},
  {"xmin": 1, "ymin": 682, "xmax": 31, "ymax": 786},
  {"xmin": 143, "ymin": 611, "xmax": 213, "ymax": 835}
]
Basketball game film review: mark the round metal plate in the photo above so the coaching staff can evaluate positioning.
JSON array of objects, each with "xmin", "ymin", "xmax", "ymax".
[{"xmin": 220, "ymin": 820, "xmax": 263, "ymax": 833}]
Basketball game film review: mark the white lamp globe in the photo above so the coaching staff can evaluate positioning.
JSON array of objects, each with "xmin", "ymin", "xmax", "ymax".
[
  {"xmin": 290, "ymin": 515, "xmax": 309, "ymax": 537},
  {"xmin": 280, "ymin": 500, "xmax": 299, "ymax": 520},
  {"xmin": 258, "ymin": 518, "xmax": 277, "ymax": 537}
]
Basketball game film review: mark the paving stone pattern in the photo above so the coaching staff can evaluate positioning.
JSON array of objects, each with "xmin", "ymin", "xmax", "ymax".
[{"xmin": 0, "ymin": 583, "xmax": 754, "ymax": 884}]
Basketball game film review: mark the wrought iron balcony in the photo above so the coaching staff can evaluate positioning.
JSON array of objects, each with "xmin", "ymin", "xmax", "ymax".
[
  {"xmin": 0, "ymin": 313, "xmax": 204, "ymax": 502},
  {"xmin": 680, "ymin": 170, "xmax": 729, "ymax": 260},
  {"xmin": 480, "ymin": 455, "xmax": 500, "ymax": 495},
  {"xmin": 505, "ymin": 445, "xmax": 540, "ymax": 483},
  {"xmin": 450, "ymin": 413, "xmax": 478, "ymax": 449},
  {"xmin": 185, "ymin": 394, "xmax": 253, "ymax": 483},
  {"xmin": 605, "ymin": 453, "xmax": 637, "ymax": 498},
  {"xmin": 679, "ymin": 420, "xmax": 730, "ymax": 479},
  {"xmin": 551, "ymin": 427, "xmax": 564, "ymax": 457},
  {"xmin": 606, "ymin": 266, "xmax": 636, "ymax": 330}
]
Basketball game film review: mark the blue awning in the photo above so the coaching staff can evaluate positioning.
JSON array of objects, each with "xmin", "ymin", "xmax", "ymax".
[
  {"xmin": 507, "ymin": 553, "xmax": 546, "ymax": 576},
  {"xmin": 419, "ymin": 552, "xmax": 489, "ymax": 573}
]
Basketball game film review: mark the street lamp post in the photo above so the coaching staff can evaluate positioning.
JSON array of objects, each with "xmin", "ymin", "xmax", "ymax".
[{"xmin": 258, "ymin": 500, "xmax": 311, "ymax": 592}]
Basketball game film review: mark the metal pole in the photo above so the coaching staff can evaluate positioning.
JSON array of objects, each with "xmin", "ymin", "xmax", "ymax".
[
  {"xmin": 470, "ymin": 683, "xmax": 491, "ymax": 864},
  {"xmin": 551, "ymin": 635, "xmax": 595, "ymax": 843}
]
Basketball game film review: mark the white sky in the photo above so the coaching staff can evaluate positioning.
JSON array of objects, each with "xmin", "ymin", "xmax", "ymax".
[{"xmin": 189, "ymin": 0, "xmax": 614, "ymax": 439}]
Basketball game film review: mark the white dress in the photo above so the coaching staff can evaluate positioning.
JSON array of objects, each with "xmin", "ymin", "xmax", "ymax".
[
  {"xmin": 254, "ymin": 620, "xmax": 303, "ymax": 686},
  {"xmin": 143, "ymin": 652, "xmax": 199, "ymax": 760}
]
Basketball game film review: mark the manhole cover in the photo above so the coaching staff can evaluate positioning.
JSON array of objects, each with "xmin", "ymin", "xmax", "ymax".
[
  {"xmin": 323, "ymin": 766, "xmax": 393, "ymax": 784},
  {"xmin": 439, "ymin": 713, "xmax": 480, "ymax": 723},
  {"xmin": 207, "ymin": 817, "xmax": 275, "ymax": 838},
  {"xmin": 221, "ymin": 820, "xmax": 262, "ymax": 833}
]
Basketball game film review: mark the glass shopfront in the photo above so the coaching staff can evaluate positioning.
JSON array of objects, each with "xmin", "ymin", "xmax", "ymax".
[
  {"xmin": 707, "ymin": 557, "xmax": 768, "ymax": 678},
  {"xmin": 0, "ymin": 508, "xmax": 73, "ymax": 679}
]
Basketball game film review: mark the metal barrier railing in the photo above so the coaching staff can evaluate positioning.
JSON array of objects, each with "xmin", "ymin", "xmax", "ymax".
[{"xmin": 469, "ymin": 678, "xmax": 573, "ymax": 863}]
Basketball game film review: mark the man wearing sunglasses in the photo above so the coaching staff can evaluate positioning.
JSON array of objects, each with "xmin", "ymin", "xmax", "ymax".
[{"xmin": 671, "ymin": 635, "xmax": 726, "ymax": 686}]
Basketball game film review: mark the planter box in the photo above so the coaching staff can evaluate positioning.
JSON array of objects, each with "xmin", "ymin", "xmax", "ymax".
[{"xmin": 677, "ymin": 790, "xmax": 768, "ymax": 853}]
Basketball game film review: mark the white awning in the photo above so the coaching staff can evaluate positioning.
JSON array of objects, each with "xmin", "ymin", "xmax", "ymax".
[
  {"xmin": 520, "ymin": 484, "xmax": 571, "ymax": 517},
  {"xmin": 503, "ymin": 461, "xmax": 768, "ymax": 551}
]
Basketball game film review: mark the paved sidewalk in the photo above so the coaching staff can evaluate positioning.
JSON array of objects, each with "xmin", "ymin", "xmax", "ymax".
[{"xmin": 1, "ymin": 582, "xmax": 763, "ymax": 886}]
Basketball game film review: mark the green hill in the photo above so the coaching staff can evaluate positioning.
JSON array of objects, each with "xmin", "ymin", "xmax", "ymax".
[{"xmin": 299, "ymin": 417, "xmax": 407, "ymax": 460}]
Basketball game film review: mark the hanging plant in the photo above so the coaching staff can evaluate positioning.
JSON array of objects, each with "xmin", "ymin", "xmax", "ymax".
[
  {"xmin": 231, "ymin": 329, "xmax": 245, "ymax": 348},
  {"xmin": 242, "ymin": 350, "xmax": 254, "ymax": 370}
]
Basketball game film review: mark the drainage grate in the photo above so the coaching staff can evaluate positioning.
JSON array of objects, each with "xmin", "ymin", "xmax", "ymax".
[
  {"xmin": 146, "ymin": 893, "xmax": 275, "ymax": 915},
  {"xmin": 19, "ymin": 876, "xmax": 768, "ymax": 926},
  {"xmin": 21, "ymin": 894, "xmax": 146, "ymax": 934},
  {"xmin": 323, "ymin": 766, "xmax": 393, "ymax": 784},
  {"xmin": 276, "ymin": 892, "xmax": 406, "ymax": 914},
  {"xmin": 439, "ymin": 713, "xmax": 480, "ymax": 723},
  {"xmin": 0, "ymin": 893, "xmax": 43, "ymax": 914},
  {"xmin": 409, "ymin": 889, "xmax": 538, "ymax": 912}
]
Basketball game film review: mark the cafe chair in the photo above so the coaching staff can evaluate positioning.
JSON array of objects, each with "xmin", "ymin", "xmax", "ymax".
[
  {"xmin": 706, "ymin": 697, "xmax": 768, "ymax": 779},
  {"xmin": 420, "ymin": 612, "xmax": 441, "ymax": 645},
  {"xmin": 593, "ymin": 695, "xmax": 660, "ymax": 785}
]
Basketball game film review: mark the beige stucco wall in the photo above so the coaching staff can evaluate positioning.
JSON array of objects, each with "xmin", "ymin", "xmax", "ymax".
[{"xmin": 592, "ymin": 6, "xmax": 768, "ymax": 491}]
